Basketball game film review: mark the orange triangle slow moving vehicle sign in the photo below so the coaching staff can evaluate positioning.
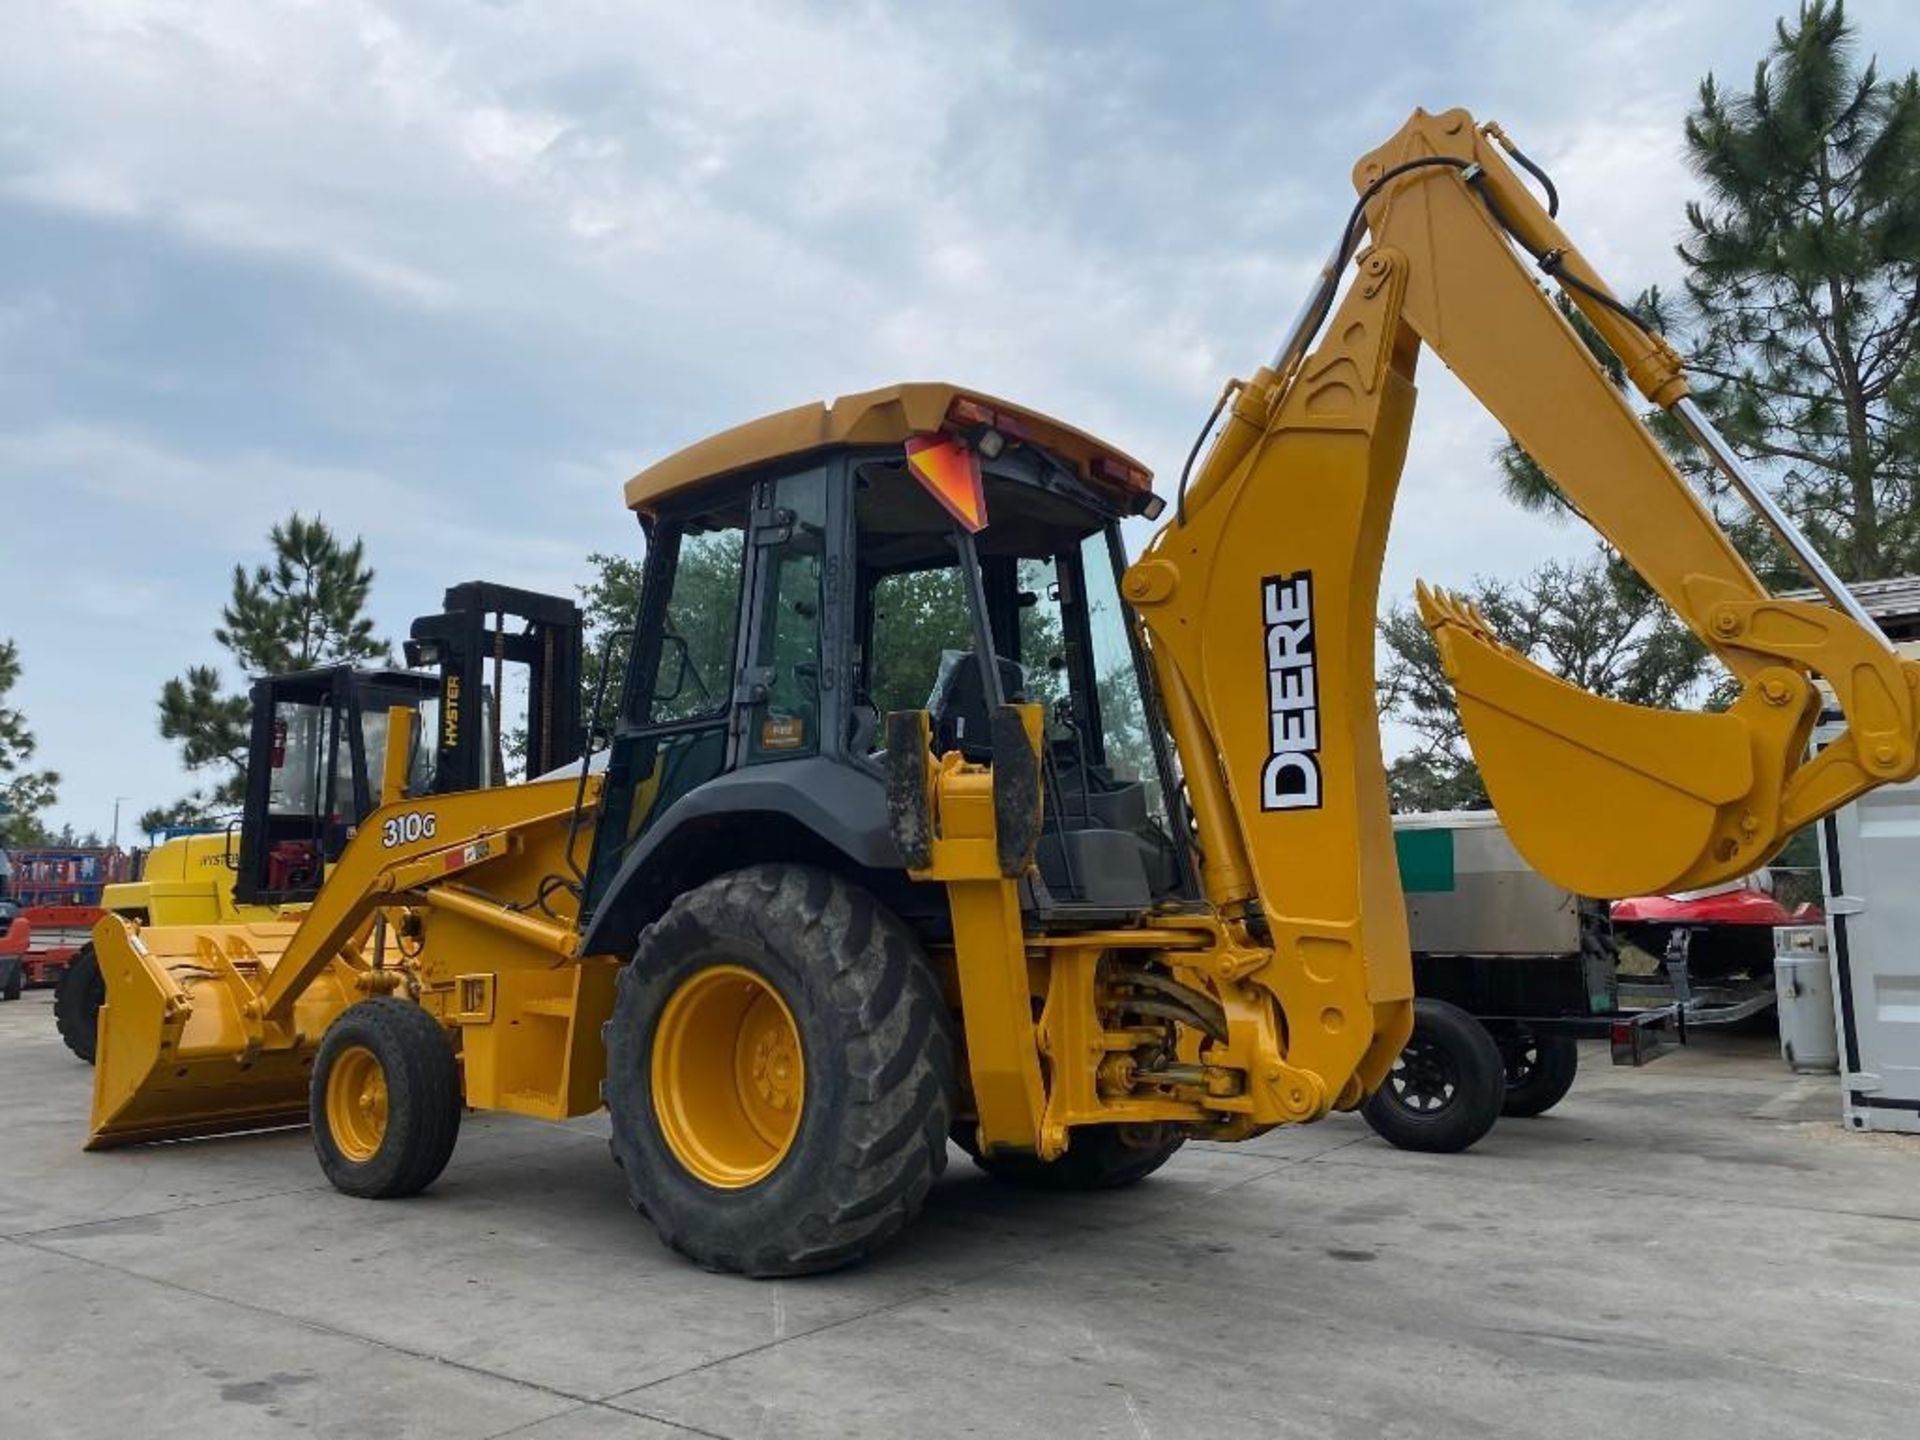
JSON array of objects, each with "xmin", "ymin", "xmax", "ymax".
[{"xmin": 905, "ymin": 434, "xmax": 988, "ymax": 533}]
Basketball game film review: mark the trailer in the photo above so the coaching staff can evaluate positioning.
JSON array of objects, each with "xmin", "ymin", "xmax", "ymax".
[{"xmin": 1360, "ymin": 812, "xmax": 1681, "ymax": 1152}]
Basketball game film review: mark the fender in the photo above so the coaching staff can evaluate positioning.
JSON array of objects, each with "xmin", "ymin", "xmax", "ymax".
[{"xmin": 579, "ymin": 757, "xmax": 901, "ymax": 959}]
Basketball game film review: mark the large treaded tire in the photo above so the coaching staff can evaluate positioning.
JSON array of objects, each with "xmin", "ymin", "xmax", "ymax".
[
  {"xmin": 1361, "ymin": 998, "xmax": 1504, "ymax": 1154},
  {"xmin": 1497, "ymin": 1029, "xmax": 1580, "ymax": 1118},
  {"xmin": 54, "ymin": 942, "xmax": 105, "ymax": 1063},
  {"xmin": 311, "ymin": 999, "xmax": 462, "ymax": 1199},
  {"xmin": 604, "ymin": 865, "xmax": 956, "ymax": 1278},
  {"xmin": 963, "ymin": 1122, "xmax": 1186, "ymax": 1190}
]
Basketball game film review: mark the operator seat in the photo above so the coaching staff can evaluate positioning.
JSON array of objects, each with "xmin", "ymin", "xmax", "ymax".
[{"xmin": 926, "ymin": 650, "xmax": 1026, "ymax": 761}]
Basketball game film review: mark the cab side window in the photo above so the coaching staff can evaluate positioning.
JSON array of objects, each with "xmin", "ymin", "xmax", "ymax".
[
  {"xmin": 649, "ymin": 522, "xmax": 746, "ymax": 725},
  {"xmin": 745, "ymin": 470, "xmax": 827, "ymax": 763}
]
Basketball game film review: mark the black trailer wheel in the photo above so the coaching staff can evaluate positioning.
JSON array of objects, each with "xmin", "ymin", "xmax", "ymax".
[
  {"xmin": 53, "ymin": 942, "xmax": 105, "ymax": 1062},
  {"xmin": 311, "ymin": 999, "xmax": 462, "ymax": 1199},
  {"xmin": 1361, "ymin": 998, "xmax": 1504, "ymax": 1153},
  {"xmin": 604, "ymin": 865, "xmax": 956, "ymax": 1278},
  {"xmin": 960, "ymin": 1122, "xmax": 1186, "ymax": 1190},
  {"xmin": 1496, "ymin": 1028, "xmax": 1580, "ymax": 1117}
]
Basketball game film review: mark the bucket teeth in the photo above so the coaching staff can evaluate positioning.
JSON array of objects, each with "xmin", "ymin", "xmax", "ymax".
[{"xmin": 1417, "ymin": 582, "xmax": 1502, "ymax": 651}]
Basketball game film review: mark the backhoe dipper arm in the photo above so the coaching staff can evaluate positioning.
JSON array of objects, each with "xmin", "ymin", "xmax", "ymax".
[{"xmin": 1123, "ymin": 106, "xmax": 1920, "ymax": 1109}]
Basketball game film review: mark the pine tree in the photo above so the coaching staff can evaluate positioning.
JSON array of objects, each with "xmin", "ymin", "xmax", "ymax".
[
  {"xmin": 1681, "ymin": 1, "xmax": 1920, "ymax": 582},
  {"xmin": 0, "ymin": 639, "xmax": 60, "ymax": 847},
  {"xmin": 151, "ymin": 514, "xmax": 389, "ymax": 824}
]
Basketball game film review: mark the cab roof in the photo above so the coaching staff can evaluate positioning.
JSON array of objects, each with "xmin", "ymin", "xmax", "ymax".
[{"xmin": 623, "ymin": 381, "xmax": 1153, "ymax": 515}]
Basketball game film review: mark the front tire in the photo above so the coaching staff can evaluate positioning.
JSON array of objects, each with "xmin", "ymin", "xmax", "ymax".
[
  {"xmin": 1361, "ymin": 998, "xmax": 1504, "ymax": 1154},
  {"xmin": 604, "ymin": 865, "xmax": 955, "ymax": 1277},
  {"xmin": 311, "ymin": 999, "xmax": 462, "ymax": 1199},
  {"xmin": 54, "ymin": 943, "xmax": 105, "ymax": 1061}
]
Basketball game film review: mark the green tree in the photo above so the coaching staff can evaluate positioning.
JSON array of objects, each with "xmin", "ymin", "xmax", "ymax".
[
  {"xmin": 1679, "ymin": 1, "xmax": 1920, "ymax": 582},
  {"xmin": 579, "ymin": 550, "xmax": 644, "ymax": 740},
  {"xmin": 0, "ymin": 639, "xmax": 59, "ymax": 847},
  {"xmin": 1377, "ymin": 557, "xmax": 1713, "ymax": 811},
  {"xmin": 148, "ymin": 514, "xmax": 389, "ymax": 829}
]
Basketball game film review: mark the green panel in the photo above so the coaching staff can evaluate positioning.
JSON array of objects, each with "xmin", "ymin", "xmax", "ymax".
[{"xmin": 1394, "ymin": 828, "xmax": 1455, "ymax": 894}]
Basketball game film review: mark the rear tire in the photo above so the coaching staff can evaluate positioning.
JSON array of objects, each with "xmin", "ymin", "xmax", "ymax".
[
  {"xmin": 311, "ymin": 999, "xmax": 462, "ymax": 1199},
  {"xmin": 604, "ymin": 865, "xmax": 956, "ymax": 1277},
  {"xmin": 1361, "ymin": 998, "xmax": 1504, "ymax": 1154},
  {"xmin": 54, "ymin": 943, "xmax": 105, "ymax": 1061},
  {"xmin": 1497, "ymin": 1029, "xmax": 1580, "ymax": 1117},
  {"xmin": 2, "ymin": 967, "xmax": 20, "ymax": 1002},
  {"xmin": 963, "ymin": 1122, "xmax": 1185, "ymax": 1190}
]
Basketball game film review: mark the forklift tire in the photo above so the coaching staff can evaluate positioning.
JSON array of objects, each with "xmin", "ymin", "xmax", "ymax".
[
  {"xmin": 54, "ymin": 943, "xmax": 105, "ymax": 1062},
  {"xmin": 961, "ymin": 1122, "xmax": 1186, "ymax": 1190},
  {"xmin": 2, "ymin": 968, "xmax": 20, "ymax": 1001},
  {"xmin": 604, "ymin": 865, "xmax": 956, "ymax": 1278},
  {"xmin": 1361, "ymin": 998, "xmax": 1504, "ymax": 1154},
  {"xmin": 311, "ymin": 999, "xmax": 462, "ymax": 1199},
  {"xmin": 1496, "ymin": 1029, "xmax": 1580, "ymax": 1118}
]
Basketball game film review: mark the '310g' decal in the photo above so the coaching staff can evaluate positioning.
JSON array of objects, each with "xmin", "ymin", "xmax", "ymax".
[{"xmin": 381, "ymin": 811, "xmax": 439, "ymax": 847}]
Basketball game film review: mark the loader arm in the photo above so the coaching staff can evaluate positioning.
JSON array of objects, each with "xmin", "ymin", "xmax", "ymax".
[{"xmin": 1124, "ymin": 106, "xmax": 1920, "ymax": 1109}]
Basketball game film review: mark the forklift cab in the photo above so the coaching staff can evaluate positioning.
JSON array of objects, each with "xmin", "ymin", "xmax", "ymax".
[{"xmin": 232, "ymin": 666, "xmax": 443, "ymax": 907}]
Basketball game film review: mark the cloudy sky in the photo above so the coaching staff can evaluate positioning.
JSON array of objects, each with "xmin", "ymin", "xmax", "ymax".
[{"xmin": 6, "ymin": 0, "xmax": 1919, "ymax": 838}]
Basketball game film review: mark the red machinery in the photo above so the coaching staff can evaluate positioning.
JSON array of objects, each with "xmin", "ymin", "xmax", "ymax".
[
  {"xmin": 0, "ymin": 846, "xmax": 137, "ymax": 989},
  {"xmin": 1613, "ymin": 874, "xmax": 1822, "ymax": 983}
]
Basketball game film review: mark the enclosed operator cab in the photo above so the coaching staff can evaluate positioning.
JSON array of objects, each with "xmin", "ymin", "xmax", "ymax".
[{"xmin": 579, "ymin": 383, "xmax": 1191, "ymax": 950}]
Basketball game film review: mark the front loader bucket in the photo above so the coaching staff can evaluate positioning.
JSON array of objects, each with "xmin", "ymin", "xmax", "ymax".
[
  {"xmin": 1420, "ymin": 585, "xmax": 1760, "ymax": 899},
  {"xmin": 87, "ymin": 917, "xmax": 360, "ymax": 1149}
]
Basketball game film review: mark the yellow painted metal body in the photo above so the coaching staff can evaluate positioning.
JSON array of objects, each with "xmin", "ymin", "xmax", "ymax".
[
  {"xmin": 84, "ymin": 108, "xmax": 1920, "ymax": 1197},
  {"xmin": 88, "ymin": 740, "xmax": 616, "ymax": 1147},
  {"xmin": 100, "ymin": 832, "xmax": 278, "ymax": 926}
]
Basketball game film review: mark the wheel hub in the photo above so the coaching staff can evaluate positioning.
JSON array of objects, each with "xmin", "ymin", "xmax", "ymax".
[
  {"xmin": 325, "ymin": 1044, "xmax": 389, "ymax": 1162},
  {"xmin": 1388, "ymin": 1037, "xmax": 1459, "ymax": 1114},
  {"xmin": 652, "ymin": 964, "xmax": 806, "ymax": 1189}
]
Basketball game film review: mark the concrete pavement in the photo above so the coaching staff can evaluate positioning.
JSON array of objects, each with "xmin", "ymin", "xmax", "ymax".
[{"xmin": 3, "ymin": 989, "xmax": 1916, "ymax": 1440}]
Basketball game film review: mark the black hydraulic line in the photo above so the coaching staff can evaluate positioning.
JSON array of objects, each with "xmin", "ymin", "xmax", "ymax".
[
  {"xmin": 1174, "ymin": 381, "xmax": 1237, "ymax": 527},
  {"xmin": 1497, "ymin": 137, "xmax": 1560, "ymax": 217},
  {"xmin": 1464, "ymin": 172, "xmax": 1655, "ymax": 334}
]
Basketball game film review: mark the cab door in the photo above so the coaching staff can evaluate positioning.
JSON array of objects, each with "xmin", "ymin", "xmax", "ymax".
[{"xmin": 583, "ymin": 496, "xmax": 751, "ymax": 905}]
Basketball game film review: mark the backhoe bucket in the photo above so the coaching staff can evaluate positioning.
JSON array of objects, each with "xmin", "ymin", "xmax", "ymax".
[
  {"xmin": 1420, "ymin": 585, "xmax": 1758, "ymax": 899},
  {"xmin": 87, "ymin": 916, "xmax": 361, "ymax": 1149}
]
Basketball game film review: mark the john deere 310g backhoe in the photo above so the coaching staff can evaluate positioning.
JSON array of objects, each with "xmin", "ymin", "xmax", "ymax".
[{"xmin": 84, "ymin": 108, "xmax": 1920, "ymax": 1275}]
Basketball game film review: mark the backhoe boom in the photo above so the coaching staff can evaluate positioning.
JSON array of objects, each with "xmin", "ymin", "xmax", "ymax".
[{"xmin": 1124, "ymin": 105, "xmax": 1920, "ymax": 1123}]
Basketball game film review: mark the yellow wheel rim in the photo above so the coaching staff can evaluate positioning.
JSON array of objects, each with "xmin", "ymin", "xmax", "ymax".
[
  {"xmin": 325, "ymin": 1044, "xmax": 389, "ymax": 1163},
  {"xmin": 652, "ymin": 965, "xmax": 805, "ymax": 1189}
]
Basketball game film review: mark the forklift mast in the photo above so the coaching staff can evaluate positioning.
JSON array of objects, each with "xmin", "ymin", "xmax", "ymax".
[{"xmin": 405, "ymin": 581, "xmax": 585, "ymax": 793}]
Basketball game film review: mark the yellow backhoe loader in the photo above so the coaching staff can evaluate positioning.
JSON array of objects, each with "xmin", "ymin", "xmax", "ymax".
[{"xmin": 84, "ymin": 108, "xmax": 1920, "ymax": 1275}]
